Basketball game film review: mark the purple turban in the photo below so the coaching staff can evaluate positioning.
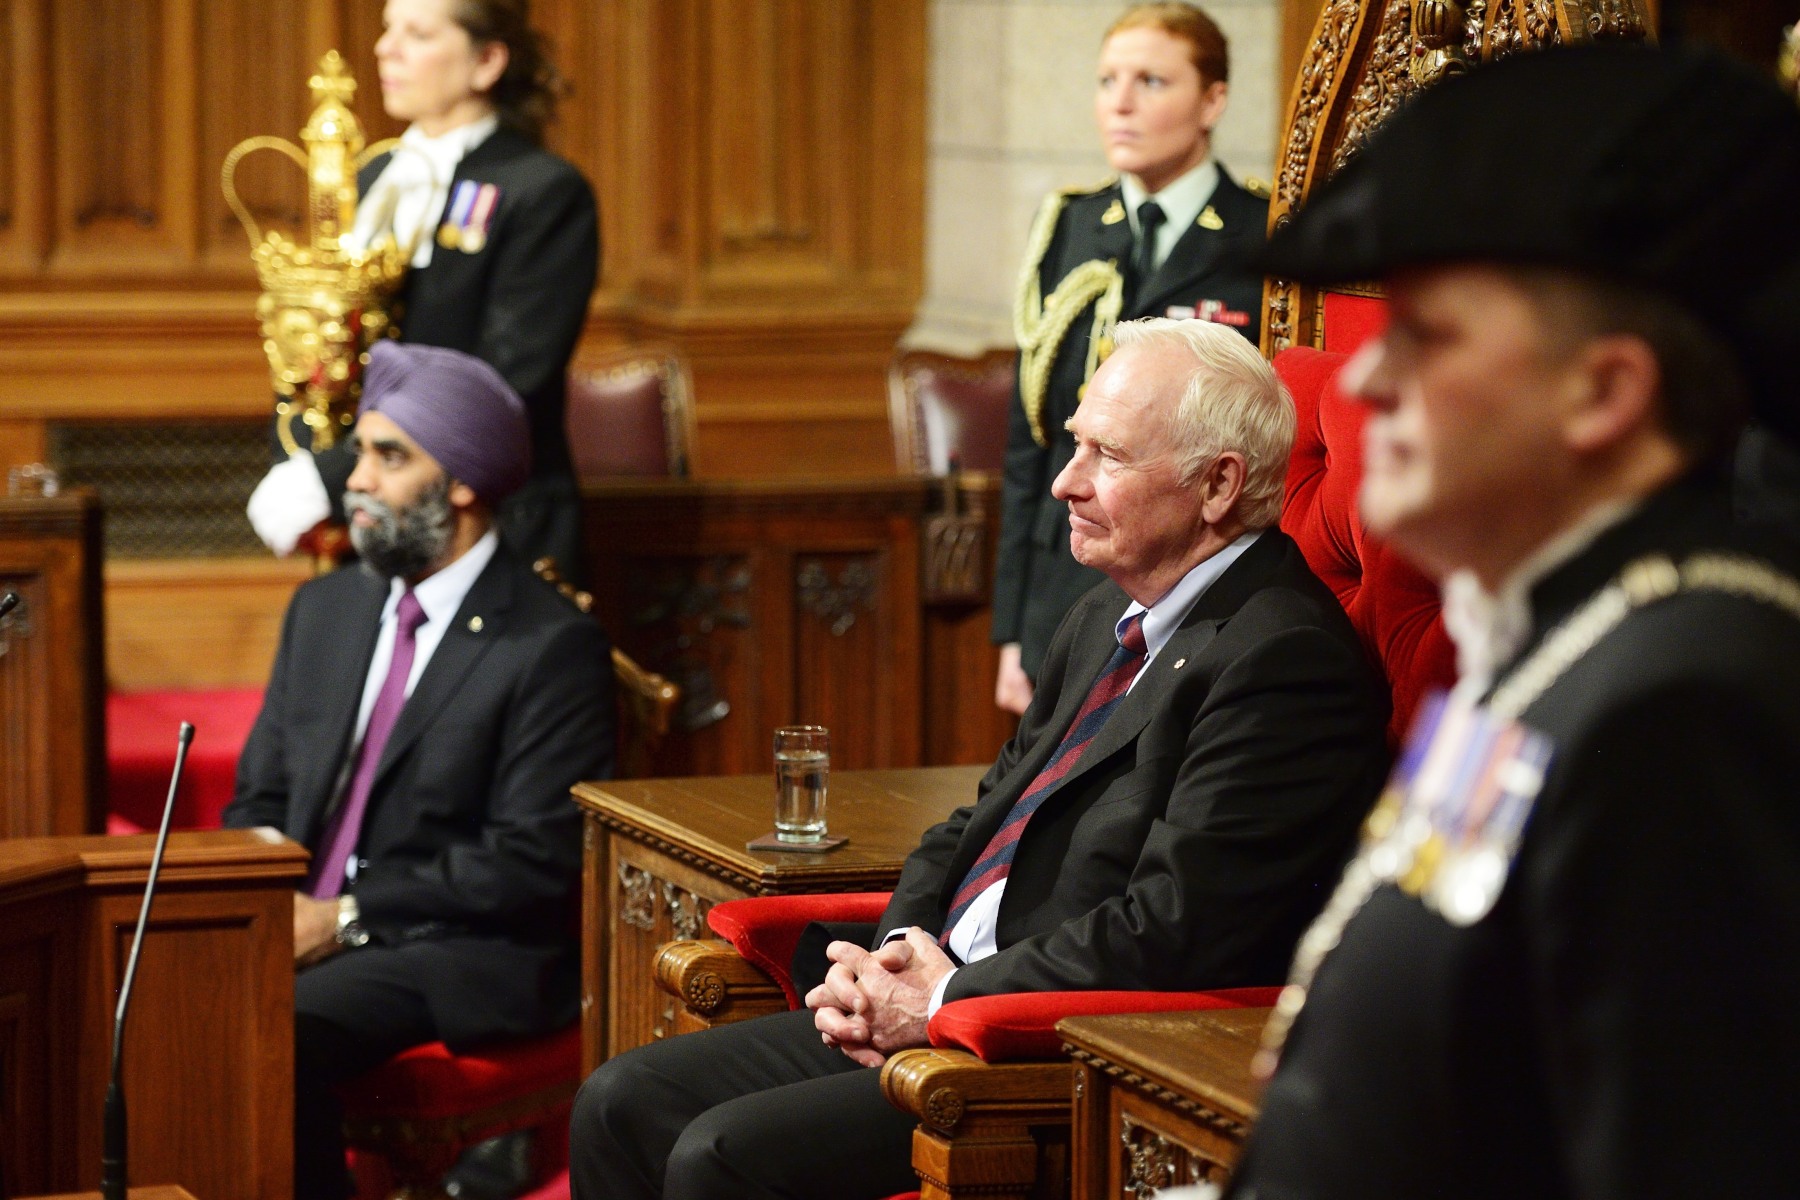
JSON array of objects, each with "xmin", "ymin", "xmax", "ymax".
[{"xmin": 359, "ymin": 340, "xmax": 532, "ymax": 502}]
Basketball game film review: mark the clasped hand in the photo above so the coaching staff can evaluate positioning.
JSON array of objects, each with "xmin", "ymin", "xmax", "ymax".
[{"xmin": 805, "ymin": 927, "xmax": 954, "ymax": 1068}]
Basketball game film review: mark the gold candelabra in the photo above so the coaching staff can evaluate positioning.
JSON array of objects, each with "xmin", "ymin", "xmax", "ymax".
[{"xmin": 224, "ymin": 52, "xmax": 409, "ymax": 453}]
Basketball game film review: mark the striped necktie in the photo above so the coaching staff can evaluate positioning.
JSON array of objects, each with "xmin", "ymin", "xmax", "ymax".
[{"xmin": 942, "ymin": 612, "xmax": 1148, "ymax": 944}]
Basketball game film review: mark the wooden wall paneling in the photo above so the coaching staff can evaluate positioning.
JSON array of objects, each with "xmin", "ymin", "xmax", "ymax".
[
  {"xmin": 197, "ymin": 0, "xmax": 315, "ymax": 273},
  {"xmin": 104, "ymin": 556, "xmax": 310, "ymax": 692},
  {"xmin": 0, "ymin": 491, "xmax": 106, "ymax": 839},
  {"xmin": 50, "ymin": 0, "xmax": 193, "ymax": 276},
  {"xmin": 0, "ymin": 0, "xmax": 51, "ymax": 276}
]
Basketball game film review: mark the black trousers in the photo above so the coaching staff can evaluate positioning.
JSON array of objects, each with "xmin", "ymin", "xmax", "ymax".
[
  {"xmin": 293, "ymin": 948, "xmax": 441, "ymax": 1200},
  {"xmin": 568, "ymin": 1008, "xmax": 920, "ymax": 1200}
]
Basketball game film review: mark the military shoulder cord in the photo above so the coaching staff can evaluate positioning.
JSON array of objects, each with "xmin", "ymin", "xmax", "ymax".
[
  {"xmin": 1012, "ymin": 186, "xmax": 1126, "ymax": 448},
  {"xmin": 1253, "ymin": 551, "xmax": 1800, "ymax": 1078}
]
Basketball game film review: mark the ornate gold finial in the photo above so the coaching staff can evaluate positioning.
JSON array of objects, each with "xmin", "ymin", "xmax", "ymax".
[{"xmin": 223, "ymin": 53, "xmax": 408, "ymax": 452}]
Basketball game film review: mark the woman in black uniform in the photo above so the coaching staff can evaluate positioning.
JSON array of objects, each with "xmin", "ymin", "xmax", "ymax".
[
  {"xmin": 250, "ymin": 0, "xmax": 598, "ymax": 581},
  {"xmin": 991, "ymin": 1, "xmax": 1268, "ymax": 713}
]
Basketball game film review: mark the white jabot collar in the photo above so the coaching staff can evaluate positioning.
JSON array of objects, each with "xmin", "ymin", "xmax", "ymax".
[
  {"xmin": 1442, "ymin": 501, "xmax": 1637, "ymax": 700},
  {"xmin": 346, "ymin": 114, "xmax": 498, "ymax": 268}
]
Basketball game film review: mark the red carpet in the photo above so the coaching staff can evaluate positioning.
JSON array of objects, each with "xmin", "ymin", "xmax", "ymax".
[{"xmin": 107, "ymin": 688, "xmax": 265, "ymax": 831}]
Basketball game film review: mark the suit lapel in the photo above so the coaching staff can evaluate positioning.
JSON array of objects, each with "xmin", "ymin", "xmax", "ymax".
[
  {"xmin": 1018, "ymin": 532, "xmax": 1298, "ymax": 804},
  {"xmin": 372, "ymin": 551, "xmax": 517, "ymax": 783}
]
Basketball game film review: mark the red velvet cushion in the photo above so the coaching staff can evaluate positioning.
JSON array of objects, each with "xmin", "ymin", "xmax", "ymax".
[
  {"xmin": 706, "ymin": 893, "xmax": 894, "ymax": 1010},
  {"xmin": 928, "ymin": 987, "xmax": 1283, "ymax": 1064},
  {"xmin": 337, "ymin": 1024, "xmax": 581, "ymax": 1121},
  {"xmin": 1277, "ymin": 346, "xmax": 1456, "ymax": 745},
  {"xmin": 1321, "ymin": 292, "xmax": 1388, "ymax": 356},
  {"xmin": 108, "ymin": 688, "xmax": 265, "ymax": 831}
]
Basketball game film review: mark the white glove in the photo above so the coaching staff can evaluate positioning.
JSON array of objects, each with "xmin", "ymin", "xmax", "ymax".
[{"xmin": 246, "ymin": 450, "xmax": 332, "ymax": 557}]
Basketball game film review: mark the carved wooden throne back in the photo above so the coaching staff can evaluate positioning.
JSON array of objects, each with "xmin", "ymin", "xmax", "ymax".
[{"xmin": 1262, "ymin": 0, "xmax": 1656, "ymax": 355}]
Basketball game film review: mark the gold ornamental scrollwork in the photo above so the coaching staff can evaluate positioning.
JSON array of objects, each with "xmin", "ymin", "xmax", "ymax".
[{"xmin": 224, "ymin": 52, "xmax": 411, "ymax": 454}]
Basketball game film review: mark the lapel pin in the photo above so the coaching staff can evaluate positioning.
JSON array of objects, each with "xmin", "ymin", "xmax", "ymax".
[
  {"xmin": 1197, "ymin": 206, "xmax": 1224, "ymax": 230},
  {"xmin": 1102, "ymin": 199, "xmax": 1125, "ymax": 225},
  {"xmin": 467, "ymin": 616, "xmax": 484, "ymax": 633},
  {"xmin": 1172, "ymin": 657, "xmax": 1187, "ymax": 669}
]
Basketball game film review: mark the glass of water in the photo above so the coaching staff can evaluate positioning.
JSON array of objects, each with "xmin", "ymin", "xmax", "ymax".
[{"xmin": 772, "ymin": 725, "xmax": 829, "ymax": 844}]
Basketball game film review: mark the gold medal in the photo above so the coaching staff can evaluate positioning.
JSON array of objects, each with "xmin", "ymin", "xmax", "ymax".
[
  {"xmin": 461, "ymin": 227, "xmax": 486, "ymax": 254},
  {"xmin": 437, "ymin": 223, "xmax": 459, "ymax": 249}
]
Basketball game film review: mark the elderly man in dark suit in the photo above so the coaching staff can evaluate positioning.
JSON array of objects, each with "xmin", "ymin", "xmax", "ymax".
[
  {"xmin": 569, "ymin": 317, "xmax": 1390, "ymax": 1200},
  {"xmin": 224, "ymin": 340, "xmax": 614, "ymax": 1200},
  {"xmin": 1226, "ymin": 45, "xmax": 1800, "ymax": 1200}
]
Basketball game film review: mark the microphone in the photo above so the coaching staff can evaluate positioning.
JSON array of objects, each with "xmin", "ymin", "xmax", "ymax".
[
  {"xmin": 101, "ymin": 721, "xmax": 194, "ymax": 1200},
  {"xmin": 0, "ymin": 591, "xmax": 19, "ymax": 620}
]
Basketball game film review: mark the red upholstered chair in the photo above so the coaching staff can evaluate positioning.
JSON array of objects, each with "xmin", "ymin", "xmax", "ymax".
[
  {"xmin": 888, "ymin": 348, "xmax": 1013, "ymax": 475},
  {"xmin": 566, "ymin": 346, "xmax": 697, "ymax": 479},
  {"xmin": 340, "ymin": 1024, "xmax": 582, "ymax": 1198},
  {"xmin": 651, "ymin": 323, "xmax": 1455, "ymax": 1200}
]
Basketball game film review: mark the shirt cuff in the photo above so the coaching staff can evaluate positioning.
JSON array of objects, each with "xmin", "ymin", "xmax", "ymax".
[{"xmin": 927, "ymin": 968, "xmax": 956, "ymax": 1018}]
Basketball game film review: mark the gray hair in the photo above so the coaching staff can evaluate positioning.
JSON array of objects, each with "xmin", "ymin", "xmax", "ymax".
[{"xmin": 1109, "ymin": 317, "xmax": 1294, "ymax": 529}]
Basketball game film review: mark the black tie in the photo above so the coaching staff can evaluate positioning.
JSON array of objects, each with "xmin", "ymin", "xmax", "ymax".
[{"xmin": 1133, "ymin": 201, "xmax": 1166, "ymax": 296}]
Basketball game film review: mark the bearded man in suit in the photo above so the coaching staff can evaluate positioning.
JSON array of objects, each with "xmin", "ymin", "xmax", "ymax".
[
  {"xmin": 569, "ymin": 317, "xmax": 1390, "ymax": 1200},
  {"xmin": 225, "ymin": 340, "xmax": 614, "ymax": 1200}
]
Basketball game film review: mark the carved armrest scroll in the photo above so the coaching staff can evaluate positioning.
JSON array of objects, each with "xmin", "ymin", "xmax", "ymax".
[{"xmin": 653, "ymin": 938, "xmax": 790, "ymax": 1028}]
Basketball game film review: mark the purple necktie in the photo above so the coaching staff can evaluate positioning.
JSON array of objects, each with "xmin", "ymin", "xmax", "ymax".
[
  {"xmin": 941, "ymin": 612, "xmax": 1147, "ymax": 944},
  {"xmin": 309, "ymin": 588, "xmax": 428, "ymax": 898}
]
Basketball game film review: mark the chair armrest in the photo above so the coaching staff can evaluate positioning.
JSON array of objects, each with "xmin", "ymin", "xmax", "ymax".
[
  {"xmin": 652, "ymin": 938, "xmax": 790, "ymax": 1027},
  {"xmin": 882, "ymin": 1047, "xmax": 1074, "ymax": 1133},
  {"xmin": 706, "ymin": 892, "xmax": 893, "ymax": 1009},
  {"xmin": 927, "ymin": 987, "xmax": 1284, "ymax": 1063}
]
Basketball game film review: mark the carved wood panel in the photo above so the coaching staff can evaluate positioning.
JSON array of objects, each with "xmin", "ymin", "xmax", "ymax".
[
  {"xmin": 0, "ymin": 492, "xmax": 105, "ymax": 839},
  {"xmin": 1262, "ymin": 0, "xmax": 1652, "ymax": 355}
]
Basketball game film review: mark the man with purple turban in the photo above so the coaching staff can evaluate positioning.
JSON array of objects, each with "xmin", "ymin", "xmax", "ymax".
[{"xmin": 225, "ymin": 341, "xmax": 615, "ymax": 1200}]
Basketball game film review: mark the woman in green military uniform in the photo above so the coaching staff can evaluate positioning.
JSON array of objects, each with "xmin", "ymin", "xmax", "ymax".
[{"xmin": 993, "ymin": 1, "xmax": 1269, "ymax": 712}]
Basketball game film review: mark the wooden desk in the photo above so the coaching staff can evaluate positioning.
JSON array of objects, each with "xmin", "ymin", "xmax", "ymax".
[
  {"xmin": 574, "ymin": 764, "xmax": 982, "ymax": 1068},
  {"xmin": 28, "ymin": 1188, "xmax": 200, "ymax": 1200},
  {"xmin": 0, "ymin": 829, "xmax": 305, "ymax": 1200},
  {"xmin": 1059, "ymin": 1007, "xmax": 1271, "ymax": 1199},
  {"xmin": 1, "ymin": 488, "xmax": 105, "ymax": 837}
]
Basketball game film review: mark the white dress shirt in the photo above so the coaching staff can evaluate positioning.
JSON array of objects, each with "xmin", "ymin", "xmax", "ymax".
[
  {"xmin": 1120, "ymin": 158, "xmax": 1220, "ymax": 277},
  {"xmin": 907, "ymin": 530, "xmax": 1262, "ymax": 1013},
  {"xmin": 351, "ymin": 530, "xmax": 499, "ymax": 744}
]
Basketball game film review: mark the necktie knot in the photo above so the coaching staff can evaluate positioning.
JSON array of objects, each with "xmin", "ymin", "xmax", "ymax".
[
  {"xmin": 396, "ymin": 588, "xmax": 426, "ymax": 637},
  {"xmin": 1132, "ymin": 201, "xmax": 1167, "ymax": 299},
  {"xmin": 1118, "ymin": 611, "xmax": 1148, "ymax": 658},
  {"xmin": 1137, "ymin": 200, "xmax": 1166, "ymax": 239}
]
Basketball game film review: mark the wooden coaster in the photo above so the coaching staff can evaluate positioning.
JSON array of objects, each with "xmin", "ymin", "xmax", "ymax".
[{"xmin": 746, "ymin": 831, "xmax": 848, "ymax": 854}]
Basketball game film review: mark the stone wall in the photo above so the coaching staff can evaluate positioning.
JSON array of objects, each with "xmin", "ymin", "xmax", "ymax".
[{"xmin": 912, "ymin": 0, "xmax": 1284, "ymax": 352}]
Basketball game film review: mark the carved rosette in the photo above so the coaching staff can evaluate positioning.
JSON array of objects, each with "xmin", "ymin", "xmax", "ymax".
[
  {"xmin": 922, "ymin": 1086, "xmax": 966, "ymax": 1131},
  {"xmin": 683, "ymin": 970, "xmax": 728, "ymax": 1014}
]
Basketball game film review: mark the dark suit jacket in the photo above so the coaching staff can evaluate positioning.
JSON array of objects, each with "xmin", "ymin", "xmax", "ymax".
[
  {"xmin": 224, "ymin": 542, "xmax": 615, "ymax": 1045},
  {"xmin": 292, "ymin": 128, "xmax": 600, "ymax": 574},
  {"xmin": 993, "ymin": 172, "xmax": 1270, "ymax": 678},
  {"xmin": 885, "ymin": 529, "xmax": 1389, "ymax": 1001},
  {"xmin": 1235, "ymin": 478, "xmax": 1800, "ymax": 1199}
]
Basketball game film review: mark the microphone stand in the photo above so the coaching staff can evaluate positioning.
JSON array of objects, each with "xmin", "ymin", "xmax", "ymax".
[{"xmin": 100, "ymin": 721, "xmax": 194, "ymax": 1200}]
